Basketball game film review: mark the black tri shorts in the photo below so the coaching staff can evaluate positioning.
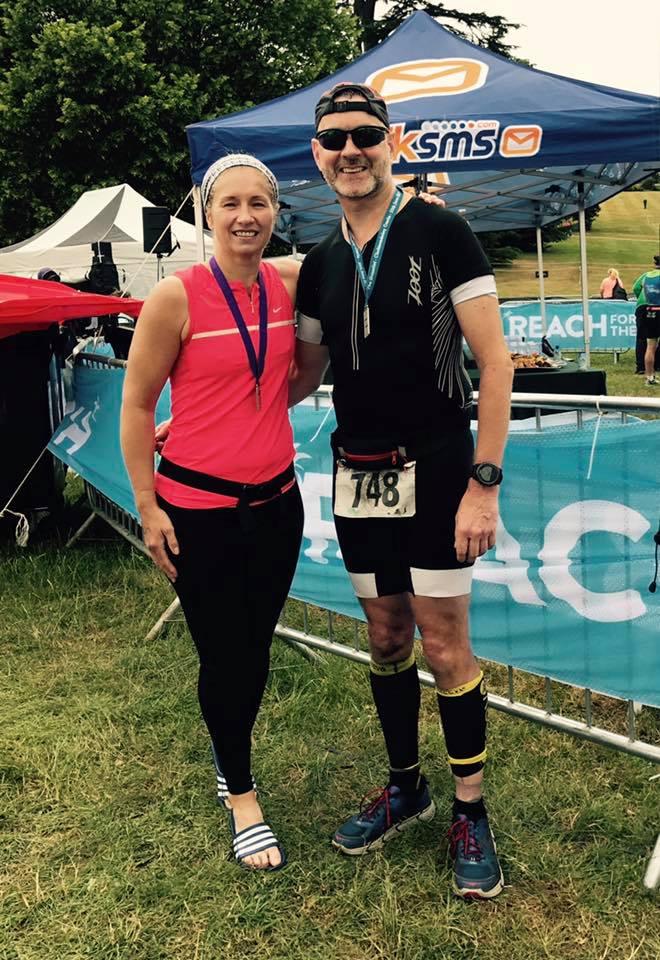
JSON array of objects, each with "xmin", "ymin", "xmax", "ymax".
[
  {"xmin": 333, "ymin": 429, "xmax": 475, "ymax": 599},
  {"xmin": 637, "ymin": 305, "xmax": 660, "ymax": 340}
]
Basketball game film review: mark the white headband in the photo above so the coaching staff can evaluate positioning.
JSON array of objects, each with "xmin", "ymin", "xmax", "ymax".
[{"xmin": 201, "ymin": 154, "xmax": 279, "ymax": 208}]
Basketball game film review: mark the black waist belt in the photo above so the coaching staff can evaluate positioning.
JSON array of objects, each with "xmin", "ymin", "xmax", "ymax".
[
  {"xmin": 157, "ymin": 456, "xmax": 295, "ymax": 504},
  {"xmin": 331, "ymin": 424, "xmax": 469, "ymax": 464}
]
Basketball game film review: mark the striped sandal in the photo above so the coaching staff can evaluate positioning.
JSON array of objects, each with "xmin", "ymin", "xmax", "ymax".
[
  {"xmin": 212, "ymin": 744, "xmax": 256, "ymax": 809},
  {"xmin": 229, "ymin": 811, "xmax": 287, "ymax": 872}
]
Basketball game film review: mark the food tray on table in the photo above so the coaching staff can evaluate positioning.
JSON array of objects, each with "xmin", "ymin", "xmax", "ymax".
[{"xmin": 509, "ymin": 352, "xmax": 567, "ymax": 370}]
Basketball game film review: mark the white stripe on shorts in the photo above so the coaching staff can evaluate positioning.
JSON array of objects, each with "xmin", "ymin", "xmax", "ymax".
[
  {"xmin": 348, "ymin": 568, "xmax": 473, "ymax": 599},
  {"xmin": 411, "ymin": 566, "xmax": 473, "ymax": 598},
  {"xmin": 348, "ymin": 571, "xmax": 379, "ymax": 598}
]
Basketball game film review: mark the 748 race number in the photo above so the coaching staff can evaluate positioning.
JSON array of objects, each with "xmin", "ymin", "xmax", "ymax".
[{"xmin": 334, "ymin": 462, "xmax": 416, "ymax": 519}]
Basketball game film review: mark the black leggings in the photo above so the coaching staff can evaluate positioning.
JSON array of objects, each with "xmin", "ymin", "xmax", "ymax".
[{"xmin": 158, "ymin": 485, "xmax": 304, "ymax": 794}]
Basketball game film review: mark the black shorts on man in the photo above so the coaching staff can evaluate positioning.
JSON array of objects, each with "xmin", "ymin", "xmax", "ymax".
[
  {"xmin": 637, "ymin": 305, "xmax": 660, "ymax": 340},
  {"xmin": 332, "ymin": 429, "xmax": 474, "ymax": 598}
]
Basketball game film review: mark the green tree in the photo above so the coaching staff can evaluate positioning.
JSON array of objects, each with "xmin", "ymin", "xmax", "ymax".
[
  {"xmin": 346, "ymin": 1, "xmax": 519, "ymax": 54},
  {"xmin": 480, "ymin": 205, "xmax": 601, "ymax": 267},
  {"xmin": 628, "ymin": 173, "xmax": 659, "ymax": 191},
  {"xmin": 0, "ymin": 0, "xmax": 358, "ymax": 244}
]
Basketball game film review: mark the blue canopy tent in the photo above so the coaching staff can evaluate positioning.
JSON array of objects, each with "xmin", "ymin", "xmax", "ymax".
[{"xmin": 186, "ymin": 10, "xmax": 660, "ymax": 358}]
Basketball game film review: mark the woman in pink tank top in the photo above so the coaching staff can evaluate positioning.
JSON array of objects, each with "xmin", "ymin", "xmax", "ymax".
[{"xmin": 121, "ymin": 155, "xmax": 305, "ymax": 873}]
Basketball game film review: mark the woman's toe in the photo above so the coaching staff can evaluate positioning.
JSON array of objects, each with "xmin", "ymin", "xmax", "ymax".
[{"xmin": 267, "ymin": 845, "xmax": 282, "ymax": 868}]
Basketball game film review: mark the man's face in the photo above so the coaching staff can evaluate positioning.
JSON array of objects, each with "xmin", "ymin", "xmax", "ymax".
[{"xmin": 311, "ymin": 98, "xmax": 394, "ymax": 201}]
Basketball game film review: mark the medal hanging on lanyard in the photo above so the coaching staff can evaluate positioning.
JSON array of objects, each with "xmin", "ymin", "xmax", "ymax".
[
  {"xmin": 347, "ymin": 187, "xmax": 403, "ymax": 339},
  {"xmin": 209, "ymin": 257, "xmax": 268, "ymax": 411}
]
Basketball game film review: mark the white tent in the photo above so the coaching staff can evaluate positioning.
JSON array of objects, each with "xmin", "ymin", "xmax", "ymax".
[{"xmin": 0, "ymin": 184, "xmax": 205, "ymax": 299}]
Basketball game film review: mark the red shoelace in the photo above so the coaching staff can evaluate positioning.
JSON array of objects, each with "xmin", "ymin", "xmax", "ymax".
[
  {"xmin": 359, "ymin": 786, "xmax": 392, "ymax": 826},
  {"xmin": 447, "ymin": 816, "xmax": 484, "ymax": 861}
]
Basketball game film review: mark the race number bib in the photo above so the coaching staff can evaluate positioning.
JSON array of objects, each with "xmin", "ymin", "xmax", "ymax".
[{"xmin": 334, "ymin": 461, "xmax": 416, "ymax": 519}]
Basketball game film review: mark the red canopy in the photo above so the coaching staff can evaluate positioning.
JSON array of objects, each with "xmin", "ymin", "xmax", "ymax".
[{"xmin": 0, "ymin": 274, "xmax": 143, "ymax": 339}]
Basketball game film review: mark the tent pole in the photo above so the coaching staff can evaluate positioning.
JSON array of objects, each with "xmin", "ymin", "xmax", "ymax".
[
  {"xmin": 577, "ymin": 181, "xmax": 590, "ymax": 368},
  {"xmin": 535, "ymin": 222, "xmax": 547, "ymax": 336},
  {"xmin": 193, "ymin": 185, "xmax": 205, "ymax": 263}
]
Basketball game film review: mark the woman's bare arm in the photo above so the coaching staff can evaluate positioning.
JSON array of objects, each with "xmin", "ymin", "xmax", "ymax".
[{"xmin": 120, "ymin": 276, "xmax": 187, "ymax": 578}]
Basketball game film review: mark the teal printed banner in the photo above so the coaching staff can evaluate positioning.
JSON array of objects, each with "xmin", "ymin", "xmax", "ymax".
[
  {"xmin": 500, "ymin": 299, "xmax": 637, "ymax": 350},
  {"xmin": 289, "ymin": 406, "xmax": 660, "ymax": 708},
  {"xmin": 48, "ymin": 362, "xmax": 171, "ymax": 517},
  {"xmin": 49, "ymin": 366, "xmax": 660, "ymax": 706}
]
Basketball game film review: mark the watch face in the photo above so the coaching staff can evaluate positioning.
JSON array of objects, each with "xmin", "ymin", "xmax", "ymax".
[{"xmin": 475, "ymin": 463, "xmax": 501, "ymax": 485}]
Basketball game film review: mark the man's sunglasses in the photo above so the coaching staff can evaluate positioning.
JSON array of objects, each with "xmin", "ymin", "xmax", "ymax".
[{"xmin": 315, "ymin": 126, "xmax": 388, "ymax": 151}]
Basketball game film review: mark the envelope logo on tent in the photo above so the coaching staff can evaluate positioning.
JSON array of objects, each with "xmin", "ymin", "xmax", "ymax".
[
  {"xmin": 366, "ymin": 59, "xmax": 488, "ymax": 103},
  {"xmin": 499, "ymin": 125, "xmax": 542, "ymax": 158}
]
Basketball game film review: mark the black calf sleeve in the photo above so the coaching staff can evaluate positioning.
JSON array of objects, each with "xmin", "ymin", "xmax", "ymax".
[
  {"xmin": 436, "ymin": 672, "xmax": 488, "ymax": 777},
  {"xmin": 370, "ymin": 650, "xmax": 421, "ymax": 773}
]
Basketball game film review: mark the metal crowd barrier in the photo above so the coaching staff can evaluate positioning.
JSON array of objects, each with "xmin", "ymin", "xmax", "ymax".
[
  {"xmin": 70, "ymin": 355, "xmax": 660, "ymax": 763},
  {"xmin": 68, "ymin": 355, "xmax": 660, "ymax": 885}
]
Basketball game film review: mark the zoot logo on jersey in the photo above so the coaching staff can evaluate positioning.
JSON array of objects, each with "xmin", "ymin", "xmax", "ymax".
[{"xmin": 407, "ymin": 256, "xmax": 423, "ymax": 306}]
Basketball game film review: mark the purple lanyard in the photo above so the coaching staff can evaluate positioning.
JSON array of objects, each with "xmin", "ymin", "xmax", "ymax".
[{"xmin": 209, "ymin": 256, "xmax": 268, "ymax": 410}]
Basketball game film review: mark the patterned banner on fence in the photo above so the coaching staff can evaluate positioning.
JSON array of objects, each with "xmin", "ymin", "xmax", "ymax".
[{"xmin": 49, "ymin": 365, "xmax": 660, "ymax": 706}]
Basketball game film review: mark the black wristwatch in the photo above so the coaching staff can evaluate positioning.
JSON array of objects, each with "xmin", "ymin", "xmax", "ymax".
[{"xmin": 471, "ymin": 462, "xmax": 503, "ymax": 487}]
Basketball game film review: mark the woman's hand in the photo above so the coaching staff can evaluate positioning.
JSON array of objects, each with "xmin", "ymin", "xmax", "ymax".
[
  {"xmin": 155, "ymin": 419, "xmax": 172, "ymax": 454},
  {"xmin": 402, "ymin": 187, "xmax": 446, "ymax": 208},
  {"xmin": 418, "ymin": 190, "xmax": 446, "ymax": 207},
  {"xmin": 140, "ymin": 505, "xmax": 180, "ymax": 581}
]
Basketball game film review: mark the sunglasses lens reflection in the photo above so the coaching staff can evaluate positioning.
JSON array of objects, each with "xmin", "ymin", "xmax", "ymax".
[{"xmin": 317, "ymin": 127, "xmax": 387, "ymax": 151}]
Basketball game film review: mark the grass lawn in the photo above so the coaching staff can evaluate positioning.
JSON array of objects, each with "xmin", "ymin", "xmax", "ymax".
[
  {"xmin": 494, "ymin": 191, "xmax": 660, "ymax": 300},
  {"xmin": 1, "ymin": 532, "xmax": 659, "ymax": 960},
  {"xmin": 2, "ymin": 358, "xmax": 660, "ymax": 959},
  {"xmin": 572, "ymin": 346, "xmax": 657, "ymax": 398},
  {"xmin": 1, "ymin": 315, "xmax": 659, "ymax": 959}
]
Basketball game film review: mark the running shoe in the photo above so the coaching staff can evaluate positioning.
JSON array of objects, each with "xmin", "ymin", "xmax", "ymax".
[
  {"xmin": 447, "ymin": 813, "xmax": 504, "ymax": 899},
  {"xmin": 332, "ymin": 778, "xmax": 435, "ymax": 855},
  {"xmin": 645, "ymin": 376, "xmax": 658, "ymax": 385}
]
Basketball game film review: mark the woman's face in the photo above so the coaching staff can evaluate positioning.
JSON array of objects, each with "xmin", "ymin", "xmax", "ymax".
[{"xmin": 205, "ymin": 168, "xmax": 277, "ymax": 258}]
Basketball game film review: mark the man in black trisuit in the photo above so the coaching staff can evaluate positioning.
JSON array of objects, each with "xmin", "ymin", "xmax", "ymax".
[{"xmin": 290, "ymin": 83, "xmax": 514, "ymax": 899}]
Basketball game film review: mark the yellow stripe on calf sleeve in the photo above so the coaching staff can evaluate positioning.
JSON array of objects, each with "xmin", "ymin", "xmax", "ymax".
[
  {"xmin": 370, "ymin": 649, "xmax": 416, "ymax": 676},
  {"xmin": 436, "ymin": 672, "xmax": 488, "ymax": 776},
  {"xmin": 437, "ymin": 671, "xmax": 484, "ymax": 698},
  {"xmin": 447, "ymin": 749, "xmax": 488, "ymax": 767}
]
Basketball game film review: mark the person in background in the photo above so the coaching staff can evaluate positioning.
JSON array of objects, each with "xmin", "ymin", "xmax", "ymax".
[
  {"xmin": 121, "ymin": 154, "xmax": 303, "ymax": 872},
  {"xmin": 599, "ymin": 268, "xmax": 626, "ymax": 300},
  {"xmin": 632, "ymin": 254, "xmax": 660, "ymax": 385},
  {"xmin": 36, "ymin": 267, "xmax": 61, "ymax": 283}
]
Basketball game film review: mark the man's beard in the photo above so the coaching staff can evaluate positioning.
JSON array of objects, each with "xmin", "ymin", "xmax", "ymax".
[{"xmin": 325, "ymin": 163, "xmax": 387, "ymax": 200}]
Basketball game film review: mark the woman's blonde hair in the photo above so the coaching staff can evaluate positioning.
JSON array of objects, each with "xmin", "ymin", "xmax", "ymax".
[{"xmin": 607, "ymin": 268, "xmax": 620, "ymax": 280}]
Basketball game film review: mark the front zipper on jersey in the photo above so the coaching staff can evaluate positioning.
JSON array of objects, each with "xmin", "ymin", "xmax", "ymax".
[{"xmin": 351, "ymin": 266, "xmax": 360, "ymax": 370}]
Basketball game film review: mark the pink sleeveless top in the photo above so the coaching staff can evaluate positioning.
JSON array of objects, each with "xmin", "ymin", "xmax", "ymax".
[{"xmin": 155, "ymin": 261, "xmax": 295, "ymax": 508}]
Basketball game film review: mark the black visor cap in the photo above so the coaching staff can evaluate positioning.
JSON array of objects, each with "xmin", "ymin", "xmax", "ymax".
[{"xmin": 315, "ymin": 82, "xmax": 389, "ymax": 130}]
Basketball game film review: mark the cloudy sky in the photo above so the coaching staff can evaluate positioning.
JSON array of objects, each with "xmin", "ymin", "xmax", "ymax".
[{"xmin": 378, "ymin": 0, "xmax": 660, "ymax": 96}]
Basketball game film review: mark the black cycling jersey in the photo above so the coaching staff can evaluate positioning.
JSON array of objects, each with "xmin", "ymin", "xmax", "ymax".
[{"xmin": 296, "ymin": 198, "xmax": 494, "ymax": 439}]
